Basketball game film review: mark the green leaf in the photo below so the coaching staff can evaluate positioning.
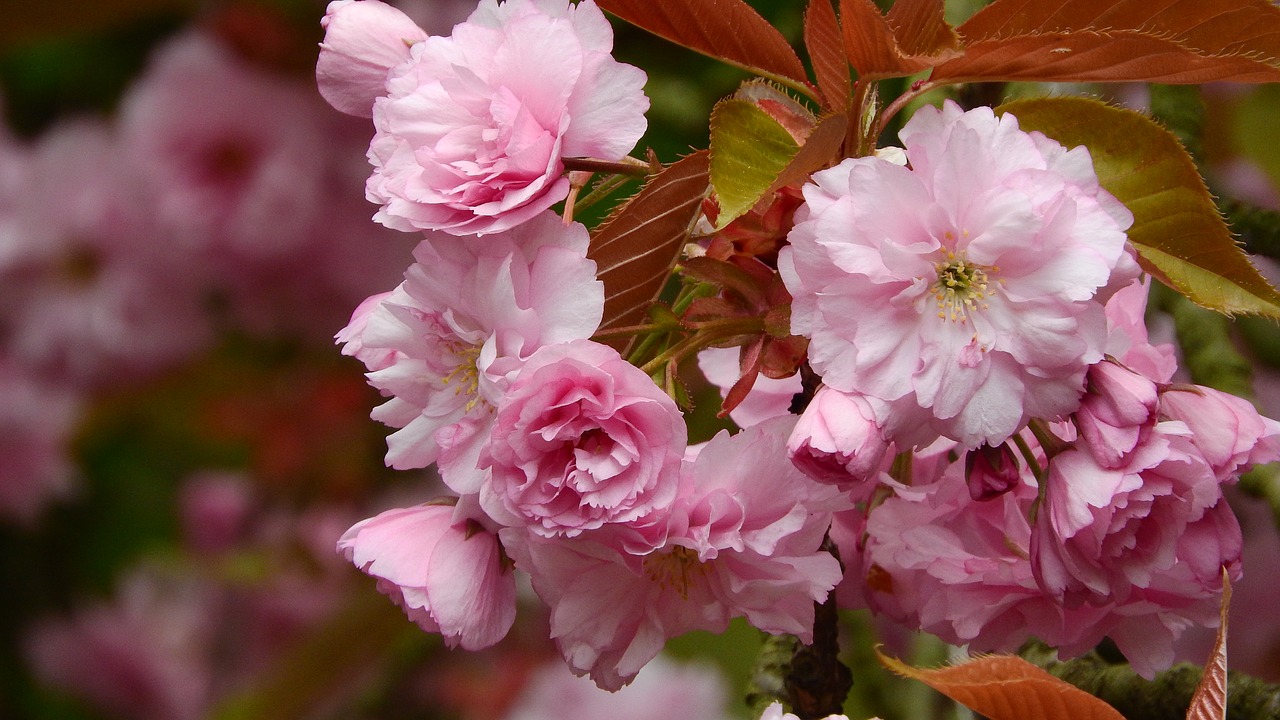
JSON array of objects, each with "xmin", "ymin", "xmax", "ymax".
[
  {"xmin": 709, "ymin": 98, "xmax": 801, "ymax": 229},
  {"xmin": 588, "ymin": 151, "xmax": 711, "ymax": 348},
  {"xmin": 997, "ymin": 96, "xmax": 1280, "ymax": 319}
]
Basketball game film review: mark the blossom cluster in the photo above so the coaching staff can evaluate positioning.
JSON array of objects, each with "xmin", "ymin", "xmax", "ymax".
[
  {"xmin": 0, "ymin": 25, "xmax": 412, "ymax": 524},
  {"xmin": 323, "ymin": 0, "xmax": 1280, "ymax": 698}
]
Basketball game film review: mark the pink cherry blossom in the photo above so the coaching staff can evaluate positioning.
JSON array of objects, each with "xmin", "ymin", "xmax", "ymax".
[
  {"xmin": 502, "ymin": 417, "xmax": 845, "ymax": 690},
  {"xmin": 479, "ymin": 339, "xmax": 687, "ymax": 538},
  {"xmin": 317, "ymin": 0, "xmax": 430, "ymax": 117},
  {"xmin": 779, "ymin": 101, "xmax": 1139, "ymax": 449},
  {"xmin": 760, "ymin": 702, "xmax": 857, "ymax": 720},
  {"xmin": 0, "ymin": 119, "xmax": 210, "ymax": 388},
  {"xmin": 364, "ymin": 0, "xmax": 648, "ymax": 235},
  {"xmin": 1032, "ymin": 423, "xmax": 1232, "ymax": 608},
  {"xmin": 861, "ymin": 439, "xmax": 1233, "ymax": 678},
  {"xmin": 503, "ymin": 655, "xmax": 733, "ymax": 720},
  {"xmin": 787, "ymin": 385, "xmax": 892, "ymax": 489},
  {"xmin": 120, "ymin": 31, "xmax": 332, "ymax": 260},
  {"xmin": 338, "ymin": 212, "xmax": 603, "ymax": 490},
  {"xmin": 338, "ymin": 502, "xmax": 517, "ymax": 650},
  {"xmin": 0, "ymin": 360, "xmax": 80, "ymax": 524}
]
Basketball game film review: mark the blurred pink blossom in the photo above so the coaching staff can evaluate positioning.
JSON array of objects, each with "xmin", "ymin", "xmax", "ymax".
[
  {"xmin": 503, "ymin": 654, "xmax": 732, "ymax": 720},
  {"xmin": 780, "ymin": 101, "xmax": 1139, "ymax": 449},
  {"xmin": 0, "ymin": 119, "xmax": 210, "ymax": 387},
  {"xmin": 0, "ymin": 360, "xmax": 80, "ymax": 523}
]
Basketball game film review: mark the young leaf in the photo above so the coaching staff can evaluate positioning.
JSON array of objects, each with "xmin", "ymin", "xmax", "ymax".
[
  {"xmin": 998, "ymin": 96, "xmax": 1280, "ymax": 319},
  {"xmin": 839, "ymin": 0, "xmax": 960, "ymax": 79},
  {"xmin": 709, "ymin": 98, "xmax": 801, "ymax": 229},
  {"xmin": 934, "ymin": 0, "xmax": 1280, "ymax": 84},
  {"xmin": 1186, "ymin": 571, "xmax": 1232, "ymax": 720},
  {"xmin": 588, "ymin": 151, "xmax": 711, "ymax": 348},
  {"xmin": 595, "ymin": 0, "xmax": 810, "ymax": 88},
  {"xmin": 768, "ymin": 112, "xmax": 848, "ymax": 195},
  {"xmin": 877, "ymin": 649, "xmax": 1126, "ymax": 720},
  {"xmin": 804, "ymin": 0, "xmax": 850, "ymax": 111}
]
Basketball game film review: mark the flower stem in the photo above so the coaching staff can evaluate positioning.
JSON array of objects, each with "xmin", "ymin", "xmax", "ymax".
[{"xmin": 562, "ymin": 155, "xmax": 652, "ymax": 176}]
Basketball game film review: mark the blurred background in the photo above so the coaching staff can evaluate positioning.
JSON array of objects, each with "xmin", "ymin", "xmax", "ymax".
[{"xmin": 1, "ymin": 2, "xmax": 1279, "ymax": 719}]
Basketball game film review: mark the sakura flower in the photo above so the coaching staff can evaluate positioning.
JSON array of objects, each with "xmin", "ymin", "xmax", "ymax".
[
  {"xmin": 1031, "ymin": 423, "xmax": 1233, "ymax": 609},
  {"xmin": 0, "ymin": 360, "xmax": 80, "ymax": 524},
  {"xmin": 26, "ymin": 568, "xmax": 216, "ymax": 720},
  {"xmin": 363, "ymin": 0, "xmax": 648, "ymax": 235},
  {"xmin": 760, "ymin": 703, "xmax": 858, "ymax": 720},
  {"xmin": 0, "ymin": 119, "xmax": 210, "ymax": 388},
  {"xmin": 339, "ymin": 212, "xmax": 603, "ymax": 490},
  {"xmin": 503, "ymin": 417, "xmax": 845, "ymax": 690},
  {"xmin": 479, "ymin": 339, "xmax": 686, "ymax": 539},
  {"xmin": 780, "ymin": 101, "xmax": 1139, "ymax": 449},
  {"xmin": 504, "ymin": 654, "xmax": 733, "ymax": 720},
  {"xmin": 119, "ymin": 30, "xmax": 331, "ymax": 260},
  {"xmin": 338, "ymin": 502, "xmax": 517, "ymax": 650}
]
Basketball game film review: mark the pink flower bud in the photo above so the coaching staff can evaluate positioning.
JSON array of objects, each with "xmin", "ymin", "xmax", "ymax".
[
  {"xmin": 787, "ymin": 386, "xmax": 890, "ymax": 488},
  {"xmin": 964, "ymin": 442, "xmax": 1020, "ymax": 501},
  {"xmin": 1075, "ymin": 359, "xmax": 1159, "ymax": 468},
  {"xmin": 316, "ymin": 0, "xmax": 428, "ymax": 117},
  {"xmin": 338, "ymin": 503, "xmax": 516, "ymax": 650}
]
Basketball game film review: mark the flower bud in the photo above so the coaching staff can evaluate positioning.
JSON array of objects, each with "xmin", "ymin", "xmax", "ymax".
[
  {"xmin": 964, "ymin": 442, "xmax": 1020, "ymax": 501},
  {"xmin": 787, "ymin": 386, "xmax": 890, "ymax": 488},
  {"xmin": 316, "ymin": 0, "xmax": 427, "ymax": 117}
]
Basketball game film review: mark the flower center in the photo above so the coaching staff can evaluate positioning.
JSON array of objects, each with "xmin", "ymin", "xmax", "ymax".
[
  {"xmin": 440, "ymin": 343, "xmax": 483, "ymax": 410},
  {"xmin": 643, "ymin": 546, "xmax": 708, "ymax": 601},
  {"xmin": 931, "ymin": 251, "xmax": 996, "ymax": 325}
]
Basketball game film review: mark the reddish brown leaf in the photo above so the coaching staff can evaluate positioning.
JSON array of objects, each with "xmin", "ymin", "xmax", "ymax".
[
  {"xmin": 588, "ymin": 152, "xmax": 711, "ymax": 349},
  {"xmin": 877, "ymin": 649, "xmax": 1126, "ymax": 720},
  {"xmin": 935, "ymin": 31, "xmax": 1280, "ymax": 84},
  {"xmin": 839, "ymin": 0, "xmax": 961, "ymax": 78},
  {"xmin": 1186, "ymin": 571, "xmax": 1232, "ymax": 720},
  {"xmin": 768, "ymin": 112, "xmax": 848, "ymax": 195},
  {"xmin": 595, "ymin": 0, "xmax": 809, "ymax": 87},
  {"xmin": 885, "ymin": 0, "xmax": 961, "ymax": 58},
  {"xmin": 937, "ymin": 0, "xmax": 1280, "ymax": 84},
  {"xmin": 804, "ymin": 0, "xmax": 850, "ymax": 111}
]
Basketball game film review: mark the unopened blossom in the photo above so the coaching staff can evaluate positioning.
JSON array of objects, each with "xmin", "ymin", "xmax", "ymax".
[
  {"xmin": 339, "ymin": 503, "xmax": 517, "ymax": 650},
  {"xmin": 503, "ymin": 417, "xmax": 845, "ymax": 690},
  {"xmin": 780, "ymin": 101, "xmax": 1139, "ymax": 449},
  {"xmin": 787, "ymin": 385, "xmax": 891, "ymax": 490},
  {"xmin": 479, "ymin": 339, "xmax": 687, "ymax": 539},
  {"xmin": 338, "ymin": 213, "xmax": 602, "ymax": 490},
  {"xmin": 362, "ymin": 0, "xmax": 648, "ymax": 235},
  {"xmin": 963, "ymin": 441, "xmax": 1021, "ymax": 501},
  {"xmin": 317, "ymin": 0, "xmax": 430, "ymax": 117},
  {"xmin": 1074, "ymin": 359, "xmax": 1160, "ymax": 469}
]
